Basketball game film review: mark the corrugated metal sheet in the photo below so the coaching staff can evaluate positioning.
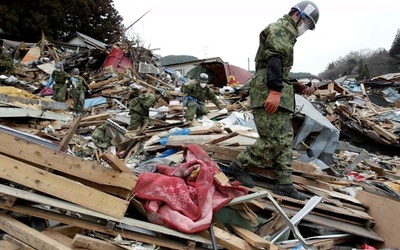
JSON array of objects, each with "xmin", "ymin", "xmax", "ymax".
[
  {"xmin": 102, "ymin": 47, "xmax": 133, "ymax": 72},
  {"xmin": 186, "ymin": 62, "xmax": 253, "ymax": 88},
  {"xmin": 223, "ymin": 63, "xmax": 253, "ymax": 85},
  {"xmin": 74, "ymin": 32, "xmax": 108, "ymax": 50}
]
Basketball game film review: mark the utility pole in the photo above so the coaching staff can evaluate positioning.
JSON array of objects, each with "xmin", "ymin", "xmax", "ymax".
[{"xmin": 248, "ymin": 57, "xmax": 250, "ymax": 71}]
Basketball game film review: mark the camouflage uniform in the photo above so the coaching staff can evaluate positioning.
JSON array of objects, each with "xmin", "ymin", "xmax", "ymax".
[
  {"xmin": 70, "ymin": 75, "xmax": 89, "ymax": 114},
  {"xmin": 51, "ymin": 70, "xmax": 70, "ymax": 102},
  {"xmin": 182, "ymin": 80, "xmax": 222, "ymax": 121},
  {"xmin": 92, "ymin": 123, "xmax": 111, "ymax": 149},
  {"xmin": 235, "ymin": 14, "xmax": 298, "ymax": 184},
  {"xmin": 127, "ymin": 93, "xmax": 157, "ymax": 130}
]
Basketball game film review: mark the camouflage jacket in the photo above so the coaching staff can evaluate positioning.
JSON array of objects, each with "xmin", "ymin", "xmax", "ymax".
[
  {"xmin": 182, "ymin": 80, "xmax": 222, "ymax": 110},
  {"xmin": 52, "ymin": 70, "xmax": 70, "ymax": 85},
  {"xmin": 70, "ymin": 76, "xmax": 89, "ymax": 93},
  {"xmin": 129, "ymin": 93, "xmax": 157, "ymax": 116},
  {"xmin": 250, "ymin": 14, "xmax": 297, "ymax": 112}
]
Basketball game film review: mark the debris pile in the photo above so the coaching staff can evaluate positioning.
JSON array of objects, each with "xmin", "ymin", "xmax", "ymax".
[{"xmin": 0, "ymin": 35, "xmax": 399, "ymax": 250}]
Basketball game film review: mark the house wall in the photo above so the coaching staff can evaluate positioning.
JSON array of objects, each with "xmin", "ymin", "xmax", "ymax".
[
  {"xmin": 167, "ymin": 62, "xmax": 197, "ymax": 79},
  {"xmin": 68, "ymin": 37, "xmax": 86, "ymax": 46}
]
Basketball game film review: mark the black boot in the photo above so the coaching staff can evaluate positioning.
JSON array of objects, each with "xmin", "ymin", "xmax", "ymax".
[
  {"xmin": 229, "ymin": 161, "xmax": 255, "ymax": 188},
  {"xmin": 273, "ymin": 183, "xmax": 307, "ymax": 201}
]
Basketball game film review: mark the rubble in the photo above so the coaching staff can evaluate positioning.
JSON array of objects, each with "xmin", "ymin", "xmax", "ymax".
[{"xmin": 0, "ymin": 34, "xmax": 399, "ymax": 250}]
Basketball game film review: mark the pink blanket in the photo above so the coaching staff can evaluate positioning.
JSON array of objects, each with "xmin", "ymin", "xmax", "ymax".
[{"xmin": 134, "ymin": 144, "xmax": 248, "ymax": 233}]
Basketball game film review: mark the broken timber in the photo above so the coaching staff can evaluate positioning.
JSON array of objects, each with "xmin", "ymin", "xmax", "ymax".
[{"xmin": 0, "ymin": 131, "xmax": 136, "ymax": 190}]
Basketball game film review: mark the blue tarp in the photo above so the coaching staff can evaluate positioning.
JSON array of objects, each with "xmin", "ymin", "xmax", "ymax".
[
  {"xmin": 84, "ymin": 97, "xmax": 107, "ymax": 109},
  {"xmin": 163, "ymin": 67, "xmax": 175, "ymax": 75}
]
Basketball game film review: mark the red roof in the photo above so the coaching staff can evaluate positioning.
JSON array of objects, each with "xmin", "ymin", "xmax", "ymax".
[{"xmin": 192, "ymin": 62, "xmax": 253, "ymax": 88}]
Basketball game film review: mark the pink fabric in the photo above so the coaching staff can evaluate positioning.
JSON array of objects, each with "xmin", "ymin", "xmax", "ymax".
[
  {"xmin": 40, "ymin": 87, "xmax": 53, "ymax": 96},
  {"xmin": 134, "ymin": 144, "xmax": 248, "ymax": 233}
]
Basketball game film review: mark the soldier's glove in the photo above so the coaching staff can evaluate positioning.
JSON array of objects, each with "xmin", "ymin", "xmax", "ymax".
[{"xmin": 264, "ymin": 90, "xmax": 281, "ymax": 114}]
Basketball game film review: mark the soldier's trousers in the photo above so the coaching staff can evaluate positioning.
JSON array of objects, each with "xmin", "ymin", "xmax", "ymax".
[
  {"xmin": 72, "ymin": 90, "xmax": 85, "ymax": 113},
  {"xmin": 128, "ymin": 112, "xmax": 146, "ymax": 130},
  {"xmin": 235, "ymin": 107, "xmax": 294, "ymax": 184},
  {"xmin": 52, "ymin": 84, "xmax": 67, "ymax": 102},
  {"xmin": 185, "ymin": 100, "xmax": 208, "ymax": 121}
]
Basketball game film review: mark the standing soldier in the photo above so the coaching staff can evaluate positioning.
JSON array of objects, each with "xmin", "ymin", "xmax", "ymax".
[
  {"xmin": 127, "ymin": 90, "xmax": 163, "ymax": 131},
  {"xmin": 228, "ymin": 1, "xmax": 319, "ymax": 201},
  {"xmin": 69, "ymin": 68, "xmax": 90, "ymax": 115},
  {"xmin": 182, "ymin": 73, "xmax": 227, "ymax": 123},
  {"xmin": 47, "ymin": 62, "xmax": 70, "ymax": 102}
]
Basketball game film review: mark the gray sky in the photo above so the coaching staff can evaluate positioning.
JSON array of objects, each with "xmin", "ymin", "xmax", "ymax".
[{"xmin": 113, "ymin": 0, "xmax": 400, "ymax": 75}]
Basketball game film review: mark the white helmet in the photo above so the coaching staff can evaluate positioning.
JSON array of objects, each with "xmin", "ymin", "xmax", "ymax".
[{"xmin": 198, "ymin": 73, "xmax": 209, "ymax": 83}]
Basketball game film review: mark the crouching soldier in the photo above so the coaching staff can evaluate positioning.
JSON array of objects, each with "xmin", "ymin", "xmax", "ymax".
[
  {"xmin": 127, "ymin": 89, "xmax": 163, "ymax": 131},
  {"xmin": 182, "ymin": 73, "xmax": 227, "ymax": 123}
]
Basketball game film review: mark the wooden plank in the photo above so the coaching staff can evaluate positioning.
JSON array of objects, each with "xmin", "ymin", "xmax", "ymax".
[
  {"xmin": 0, "ymin": 131, "xmax": 136, "ymax": 190},
  {"xmin": 78, "ymin": 120, "xmax": 107, "ymax": 128},
  {"xmin": 213, "ymin": 172, "xmax": 231, "ymax": 186},
  {"xmin": 371, "ymin": 124, "xmax": 399, "ymax": 143},
  {"xmin": 167, "ymin": 134, "xmax": 255, "ymax": 147},
  {"xmin": 80, "ymin": 113, "xmax": 111, "ymax": 122},
  {"xmin": 72, "ymin": 234, "xmax": 124, "ymax": 250},
  {"xmin": 292, "ymin": 160, "xmax": 319, "ymax": 174},
  {"xmin": 2, "ymin": 235, "xmax": 35, "ymax": 250},
  {"xmin": 59, "ymin": 116, "xmax": 82, "ymax": 152},
  {"xmin": 45, "ymin": 225, "xmax": 83, "ymax": 239},
  {"xmin": 56, "ymin": 172, "xmax": 133, "ymax": 199},
  {"xmin": 303, "ymin": 185, "xmax": 363, "ymax": 206},
  {"xmin": 360, "ymin": 83, "xmax": 377, "ymax": 113},
  {"xmin": 0, "ymin": 213, "xmax": 73, "ymax": 250},
  {"xmin": 291, "ymin": 175, "xmax": 333, "ymax": 191},
  {"xmin": 100, "ymin": 153, "xmax": 135, "ymax": 175},
  {"xmin": 356, "ymin": 190, "xmax": 400, "ymax": 248},
  {"xmin": 21, "ymin": 46, "xmax": 41, "ymax": 65},
  {"xmin": 198, "ymin": 226, "xmax": 257, "ymax": 250},
  {"xmin": 0, "ymin": 239, "xmax": 20, "ymax": 250},
  {"xmin": 205, "ymin": 132, "xmax": 239, "ymax": 145},
  {"xmin": 230, "ymin": 225, "xmax": 278, "ymax": 249},
  {"xmin": 0, "ymin": 203, "xmax": 205, "ymax": 249},
  {"xmin": 0, "ymin": 155, "xmax": 129, "ymax": 219},
  {"xmin": 166, "ymin": 134, "xmax": 225, "ymax": 146},
  {"xmin": 197, "ymin": 144, "xmax": 241, "ymax": 160},
  {"xmin": 42, "ymin": 229, "xmax": 85, "ymax": 250},
  {"xmin": 90, "ymin": 77, "xmax": 119, "ymax": 90},
  {"xmin": 145, "ymin": 74, "xmax": 174, "ymax": 90},
  {"xmin": 0, "ymin": 186, "xmax": 210, "ymax": 245},
  {"xmin": 101, "ymin": 88, "xmax": 124, "ymax": 95}
]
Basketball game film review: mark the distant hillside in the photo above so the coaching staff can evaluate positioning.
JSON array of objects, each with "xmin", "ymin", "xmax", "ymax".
[
  {"xmin": 160, "ymin": 55, "xmax": 198, "ymax": 66},
  {"xmin": 289, "ymin": 72, "xmax": 319, "ymax": 79}
]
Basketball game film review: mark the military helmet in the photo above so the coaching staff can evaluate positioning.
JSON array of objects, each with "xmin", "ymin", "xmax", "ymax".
[
  {"xmin": 198, "ymin": 73, "xmax": 209, "ymax": 83},
  {"xmin": 55, "ymin": 62, "xmax": 63, "ymax": 69},
  {"xmin": 72, "ymin": 68, "xmax": 79, "ymax": 76},
  {"xmin": 292, "ymin": 1, "xmax": 319, "ymax": 30}
]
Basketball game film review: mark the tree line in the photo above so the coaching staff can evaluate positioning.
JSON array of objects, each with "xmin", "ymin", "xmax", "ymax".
[
  {"xmin": 318, "ymin": 28, "xmax": 400, "ymax": 80},
  {"xmin": 0, "ymin": 0, "xmax": 123, "ymax": 43}
]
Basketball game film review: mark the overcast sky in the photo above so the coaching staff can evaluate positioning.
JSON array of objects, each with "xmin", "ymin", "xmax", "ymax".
[{"xmin": 113, "ymin": 0, "xmax": 400, "ymax": 75}]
